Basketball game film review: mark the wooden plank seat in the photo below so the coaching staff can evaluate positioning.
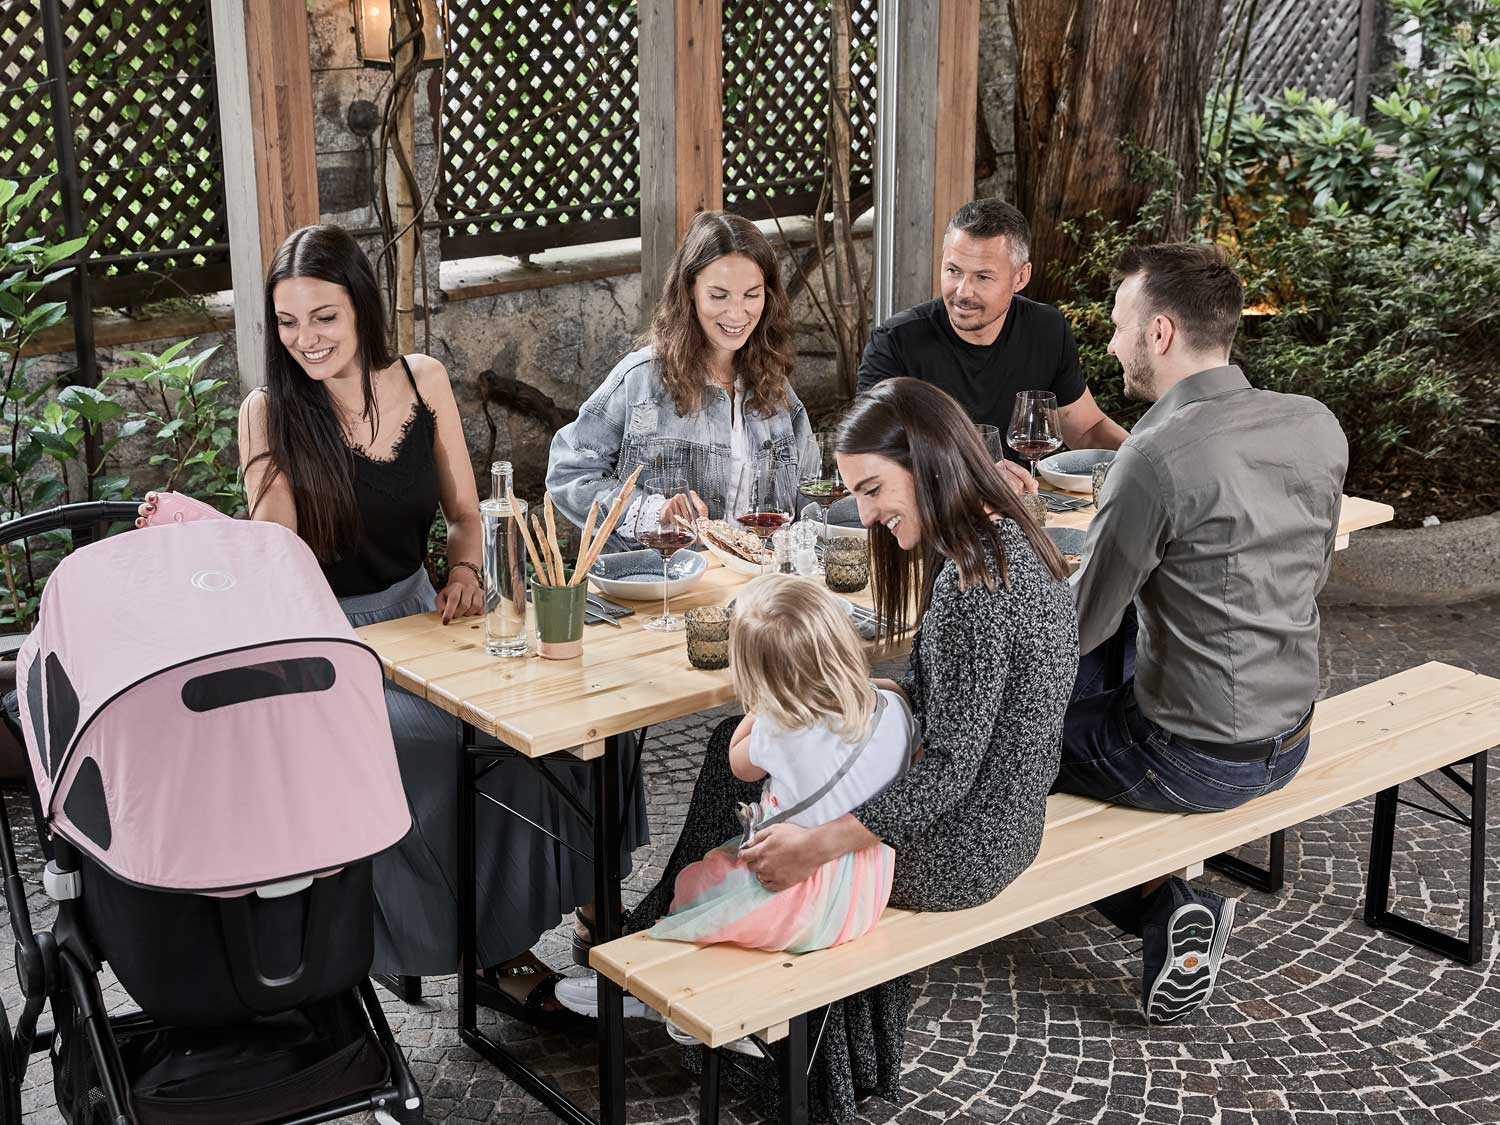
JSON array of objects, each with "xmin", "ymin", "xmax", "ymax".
[{"xmin": 592, "ymin": 662, "xmax": 1500, "ymax": 1124}]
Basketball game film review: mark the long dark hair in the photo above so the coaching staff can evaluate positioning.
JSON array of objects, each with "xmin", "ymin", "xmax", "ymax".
[
  {"xmin": 251, "ymin": 224, "xmax": 395, "ymax": 561},
  {"xmin": 835, "ymin": 378, "xmax": 1069, "ymax": 646},
  {"xmin": 645, "ymin": 210, "xmax": 795, "ymax": 417}
]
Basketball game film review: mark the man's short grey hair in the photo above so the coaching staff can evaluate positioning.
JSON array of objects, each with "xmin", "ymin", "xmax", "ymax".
[{"xmin": 947, "ymin": 199, "xmax": 1030, "ymax": 267}]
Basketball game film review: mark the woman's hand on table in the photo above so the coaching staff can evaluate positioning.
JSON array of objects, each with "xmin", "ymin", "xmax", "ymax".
[{"xmin": 436, "ymin": 566, "xmax": 483, "ymax": 624}]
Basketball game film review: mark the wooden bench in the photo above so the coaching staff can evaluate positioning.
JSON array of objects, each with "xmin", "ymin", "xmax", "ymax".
[{"xmin": 592, "ymin": 662, "xmax": 1500, "ymax": 1124}]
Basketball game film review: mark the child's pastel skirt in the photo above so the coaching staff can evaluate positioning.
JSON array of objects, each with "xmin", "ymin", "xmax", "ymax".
[{"xmin": 648, "ymin": 838, "xmax": 895, "ymax": 953}]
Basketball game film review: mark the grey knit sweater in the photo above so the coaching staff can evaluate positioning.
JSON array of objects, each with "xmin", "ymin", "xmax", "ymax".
[{"xmin": 855, "ymin": 518, "xmax": 1079, "ymax": 911}]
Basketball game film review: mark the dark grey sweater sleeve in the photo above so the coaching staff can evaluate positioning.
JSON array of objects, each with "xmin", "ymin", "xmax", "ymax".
[{"xmin": 854, "ymin": 578, "xmax": 1008, "ymax": 847}]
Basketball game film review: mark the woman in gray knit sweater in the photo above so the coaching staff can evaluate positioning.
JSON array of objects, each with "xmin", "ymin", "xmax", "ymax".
[{"xmin": 606, "ymin": 379, "xmax": 1078, "ymax": 1120}]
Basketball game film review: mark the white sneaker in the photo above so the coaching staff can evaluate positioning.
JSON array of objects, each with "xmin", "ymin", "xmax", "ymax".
[
  {"xmin": 665, "ymin": 1019, "xmax": 766, "ymax": 1059},
  {"xmin": 553, "ymin": 973, "xmax": 657, "ymax": 1021}
]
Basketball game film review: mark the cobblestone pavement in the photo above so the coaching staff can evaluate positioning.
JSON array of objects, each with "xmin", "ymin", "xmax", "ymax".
[{"xmin": 5, "ymin": 597, "xmax": 1500, "ymax": 1125}]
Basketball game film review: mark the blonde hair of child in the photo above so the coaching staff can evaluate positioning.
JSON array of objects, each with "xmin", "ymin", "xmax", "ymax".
[{"xmin": 730, "ymin": 574, "xmax": 874, "ymax": 742}]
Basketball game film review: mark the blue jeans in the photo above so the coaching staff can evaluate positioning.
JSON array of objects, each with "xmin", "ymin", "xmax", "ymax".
[{"xmin": 1056, "ymin": 614, "xmax": 1310, "ymax": 814}]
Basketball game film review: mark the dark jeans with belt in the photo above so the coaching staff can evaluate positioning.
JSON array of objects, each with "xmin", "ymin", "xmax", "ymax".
[{"xmin": 1057, "ymin": 611, "xmax": 1311, "ymax": 935}]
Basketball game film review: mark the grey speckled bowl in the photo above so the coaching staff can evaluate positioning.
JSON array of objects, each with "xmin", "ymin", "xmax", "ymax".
[{"xmin": 1038, "ymin": 449, "xmax": 1115, "ymax": 493}]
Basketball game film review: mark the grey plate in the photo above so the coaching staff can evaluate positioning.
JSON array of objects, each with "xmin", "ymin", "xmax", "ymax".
[{"xmin": 1045, "ymin": 526, "xmax": 1087, "ymax": 557}]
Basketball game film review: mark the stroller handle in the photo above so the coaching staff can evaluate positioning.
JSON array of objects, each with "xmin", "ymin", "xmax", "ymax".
[{"xmin": 0, "ymin": 501, "xmax": 143, "ymax": 551}]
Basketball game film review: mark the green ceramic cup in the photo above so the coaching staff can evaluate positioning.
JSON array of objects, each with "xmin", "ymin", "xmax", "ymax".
[{"xmin": 532, "ymin": 580, "xmax": 586, "ymax": 660}]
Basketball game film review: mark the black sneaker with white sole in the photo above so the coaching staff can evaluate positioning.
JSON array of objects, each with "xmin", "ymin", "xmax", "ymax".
[{"xmin": 1141, "ymin": 880, "xmax": 1236, "ymax": 1025}]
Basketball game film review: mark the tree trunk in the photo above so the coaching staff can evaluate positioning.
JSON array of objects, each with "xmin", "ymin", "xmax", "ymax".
[
  {"xmin": 392, "ymin": 0, "xmax": 419, "ymax": 352},
  {"xmin": 1008, "ymin": 0, "xmax": 1221, "ymax": 303}
]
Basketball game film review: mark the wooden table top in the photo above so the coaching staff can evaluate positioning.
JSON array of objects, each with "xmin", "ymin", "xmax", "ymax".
[
  {"xmin": 355, "ymin": 565, "xmax": 883, "ymax": 758},
  {"xmin": 357, "ymin": 493, "xmax": 1394, "ymax": 759}
]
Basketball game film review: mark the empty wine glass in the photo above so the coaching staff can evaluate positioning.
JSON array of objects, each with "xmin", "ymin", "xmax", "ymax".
[
  {"xmin": 631, "ymin": 475, "xmax": 698, "ymax": 632},
  {"xmin": 1006, "ymin": 391, "xmax": 1063, "ymax": 481},
  {"xmin": 975, "ymin": 423, "xmax": 1005, "ymax": 462}
]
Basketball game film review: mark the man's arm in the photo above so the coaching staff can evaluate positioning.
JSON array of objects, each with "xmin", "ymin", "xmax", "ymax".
[
  {"xmin": 1058, "ymin": 387, "xmax": 1129, "ymax": 451},
  {"xmin": 1071, "ymin": 444, "xmax": 1170, "ymax": 655}
]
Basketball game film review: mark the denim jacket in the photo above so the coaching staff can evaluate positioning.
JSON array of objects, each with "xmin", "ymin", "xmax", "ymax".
[{"xmin": 547, "ymin": 347, "xmax": 820, "ymax": 546}]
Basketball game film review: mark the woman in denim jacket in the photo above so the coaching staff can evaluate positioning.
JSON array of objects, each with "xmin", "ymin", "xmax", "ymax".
[{"xmin": 548, "ymin": 211, "xmax": 819, "ymax": 544}]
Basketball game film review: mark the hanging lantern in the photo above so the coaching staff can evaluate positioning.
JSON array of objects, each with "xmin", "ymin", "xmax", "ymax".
[{"xmin": 353, "ymin": 0, "xmax": 445, "ymax": 69}]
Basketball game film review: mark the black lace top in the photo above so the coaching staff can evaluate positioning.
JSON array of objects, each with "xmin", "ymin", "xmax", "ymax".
[{"xmin": 321, "ymin": 357, "xmax": 441, "ymax": 598}]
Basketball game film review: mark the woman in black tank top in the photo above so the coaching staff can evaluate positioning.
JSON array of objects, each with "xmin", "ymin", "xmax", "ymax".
[{"xmin": 235, "ymin": 225, "xmax": 647, "ymax": 1030}]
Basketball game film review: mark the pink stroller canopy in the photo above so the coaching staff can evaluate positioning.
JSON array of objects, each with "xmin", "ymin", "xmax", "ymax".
[{"xmin": 14, "ymin": 518, "xmax": 411, "ymax": 893}]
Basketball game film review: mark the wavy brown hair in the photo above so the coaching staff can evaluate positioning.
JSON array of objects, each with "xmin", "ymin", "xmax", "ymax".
[
  {"xmin": 645, "ymin": 210, "xmax": 795, "ymax": 416},
  {"xmin": 835, "ymin": 378, "xmax": 1069, "ymax": 647},
  {"xmin": 250, "ymin": 224, "xmax": 394, "ymax": 561}
]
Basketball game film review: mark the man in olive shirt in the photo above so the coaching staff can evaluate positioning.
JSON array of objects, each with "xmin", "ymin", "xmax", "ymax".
[
  {"xmin": 856, "ymin": 199, "xmax": 1128, "ymax": 458},
  {"xmin": 1061, "ymin": 244, "xmax": 1349, "ymax": 1025}
]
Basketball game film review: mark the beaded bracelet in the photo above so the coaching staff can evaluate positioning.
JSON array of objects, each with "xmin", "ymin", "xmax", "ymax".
[{"xmin": 449, "ymin": 560, "xmax": 482, "ymax": 584}]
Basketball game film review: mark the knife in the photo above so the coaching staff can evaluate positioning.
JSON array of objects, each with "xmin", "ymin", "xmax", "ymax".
[{"xmin": 586, "ymin": 608, "xmax": 622, "ymax": 628}]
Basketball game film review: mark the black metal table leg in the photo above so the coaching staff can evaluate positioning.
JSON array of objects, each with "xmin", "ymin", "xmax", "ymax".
[
  {"xmin": 1364, "ymin": 750, "xmax": 1488, "ymax": 965},
  {"xmin": 594, "ymin": 734, "xmax": 627, "ymax": 1125},
  {"xmin": 454, "ymin": 726, "xmax": 630, "ymax": 1125}
]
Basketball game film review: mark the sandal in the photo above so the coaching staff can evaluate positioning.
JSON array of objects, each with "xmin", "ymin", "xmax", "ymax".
[
  {"xmin": 479, "ymin": 963, "xmax": 595, "ymax": 1034},
  {"xmin": 571, "ymin": 908, "xmax": 598, "ymax": 968}
]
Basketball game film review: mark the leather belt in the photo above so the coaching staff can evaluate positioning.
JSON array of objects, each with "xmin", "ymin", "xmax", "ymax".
[{"xmin": 1176, "ymin": 705, "xmax": 1315, "ymax": 763}]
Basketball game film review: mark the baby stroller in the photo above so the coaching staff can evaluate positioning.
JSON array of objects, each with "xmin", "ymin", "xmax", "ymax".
[{"xmin": 0, "ymin": 500, "xmax": 425, "ymax": 1124}]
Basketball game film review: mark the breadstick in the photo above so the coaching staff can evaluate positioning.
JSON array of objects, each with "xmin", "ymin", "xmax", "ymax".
[
  {"xmin": 531, "ymin": 513, "xmax": 558, "ymax": 585},
  {"xmin": 570, "ymin": 464, "xmax": 644, "ymax": 584},
  {"xmin": 543, "ymin": 493, "xmax": 567, "ymax": 584},
  {"xmin": 576, "ymin": 498, "xmax": 600, "ymax": 576},
  {"xmin": 507, "ymin": 490, "xmax": 548, "ymax": 585}
]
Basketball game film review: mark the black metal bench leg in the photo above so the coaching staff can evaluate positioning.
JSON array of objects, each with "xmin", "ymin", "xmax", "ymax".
[
  {"xmin": 1364, "ymin": 749, "xmax": 1488, "ymax": 966},
  {"xmin": 1207, "ymin": 829, "xmax": 1287, "ymax": 893},
  {"xmin": 700, "ymin": 1046, "xmax": 721, "ymax": 1125},
  {"xmin": 779, "ymin": 1014, "xmax": 809, "ymax": 1125}
]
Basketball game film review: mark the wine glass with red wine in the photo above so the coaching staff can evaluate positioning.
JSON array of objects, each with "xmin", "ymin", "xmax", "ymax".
[
  {"xmin": 633, "ymin": 475, "xmax": 698, "ymax": 632},
  {"xmin": 736, "ymin": 461, "xmax": 794, "ymax": 541},
  {"xmin": 1006, "ymin": 390, "xmax": 1063, "ymax": 481}
]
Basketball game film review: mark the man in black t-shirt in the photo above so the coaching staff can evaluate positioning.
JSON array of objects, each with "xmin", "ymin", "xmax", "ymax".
[{"xmin": 857, "ymin": 199, "xmax": 1127, "ymax": 468}]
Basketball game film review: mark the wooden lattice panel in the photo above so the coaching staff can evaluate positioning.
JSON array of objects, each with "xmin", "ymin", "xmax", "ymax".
[
  {"xmin": 441, "ymin": 0, "xmax": 642, "ymax": 259},
  {"xmin": 0, "ymin": 0, "xmax": 64, "ymax": 246},
  {"xmin": 0, "ymin": 0, "xmax": 230, "ymax": 305},
  {"xmin": 62, "ymin": 0, "xmax": 230, "ymax": 302},
  {"xmin": 1219, "ymin": 0, "xmax": 1364, "ymax": 107},
  {"xmin": 721, "ymin": 0, "xmax": 877, "ymax": 220}
]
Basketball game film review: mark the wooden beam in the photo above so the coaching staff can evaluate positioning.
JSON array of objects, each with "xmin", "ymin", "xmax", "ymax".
[
  {"xmin": 873, "ymin": 0, "xmax": 980, "ymax": 319},
  {"xmin": 211, "ymin": 0, "xmax": 319, "ymax": 393},
  {"xmin": 639, "ymin": 0, "xmax": 724, "ymax": 323},
  {"xmin": 931, "ymin": 0, "xmax": 980, "ymax": 296}
]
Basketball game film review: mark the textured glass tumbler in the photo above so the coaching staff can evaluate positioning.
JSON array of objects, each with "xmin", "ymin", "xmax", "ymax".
[
  {"xmin": 1019, "ymin": 492, "xmax": 1048, "ymax": 527},
  {"xmin": 823, "ymin": 538, "xmax": 869, "ymax": 593},
  {"xmin": 1092, "ymin": 461, "xmax": 1112, "ymax": 508},
  {"xmin": 685, "ymin": 605, "xmax": 733, "ymax": 670}
]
